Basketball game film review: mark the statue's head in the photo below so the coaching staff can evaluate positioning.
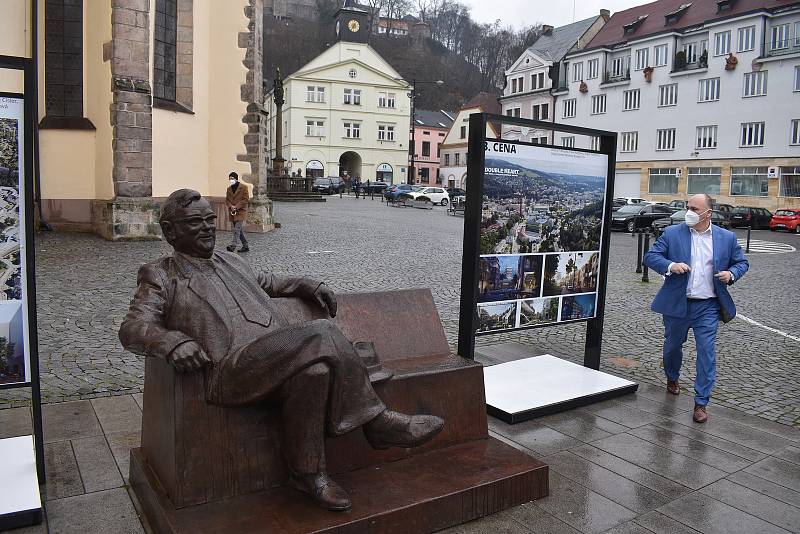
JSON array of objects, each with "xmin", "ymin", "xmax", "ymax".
[{"xmin": 160, "ymin": 189, "xmax": 217, "ymax": 259}]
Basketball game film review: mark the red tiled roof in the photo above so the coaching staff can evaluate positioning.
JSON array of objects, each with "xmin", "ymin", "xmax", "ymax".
[
  {"xmin": 461, "ymin": 92, "xmax": 501, "ymax": 114},
  {"xmin": 587, "ymin": 0, "xmax": 800, "ymax": 49}
]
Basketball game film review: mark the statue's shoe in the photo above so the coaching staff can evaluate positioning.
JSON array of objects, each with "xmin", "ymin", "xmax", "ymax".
[
  {"xmin": 288, "ymin": 471, "xmax": 351, "ymax": 512},
  {"xmin": 363, "ymin": 410, "xmax": 444, "ymax": 450}
]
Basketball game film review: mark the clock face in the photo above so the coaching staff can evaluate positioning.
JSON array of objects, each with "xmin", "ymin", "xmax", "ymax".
[{"xmin": 348, "ymin": 19, "xmax": 360, "ymax": 32}]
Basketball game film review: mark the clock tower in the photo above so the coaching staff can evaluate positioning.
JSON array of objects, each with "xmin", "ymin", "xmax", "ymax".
[{"xmin": 334, "ymin": 0, "xmax": 369, "ymax": 44}]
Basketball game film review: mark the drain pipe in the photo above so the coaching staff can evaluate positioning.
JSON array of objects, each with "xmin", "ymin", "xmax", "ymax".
[{"xmin": 31, "ymin": 0, "xmax": 51, "ymax": 231}]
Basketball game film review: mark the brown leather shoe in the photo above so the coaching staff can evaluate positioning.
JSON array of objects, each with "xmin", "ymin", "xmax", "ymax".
[
  {"xmin": 363, "ymin": 410, "xmax": 444, "ymax": 450},
  {"xmin": 667, "ymin": 379, "xmax": 680, "ymax": 395},
  {"xmin": 693, "ymin": 404, "xmax": 708, "ymax": 424},
  {"xmin": 288, "ymin": 471, "xmax": 351, "ymax": 511}
]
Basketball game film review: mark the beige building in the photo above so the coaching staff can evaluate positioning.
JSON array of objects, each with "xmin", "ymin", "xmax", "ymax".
[
  {"xmin": 265, "ymin": 2, "xmax": 411, "ymax": 184},
  {"xmin": 0, "ymin": 0, "xmax": 273, "ymax": 239}
]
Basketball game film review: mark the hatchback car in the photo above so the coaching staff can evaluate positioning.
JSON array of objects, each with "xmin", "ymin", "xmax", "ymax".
[
  {"xmin": 446, "ymin": 187, "xmax": 466, "ymax": 199},
  {"xmin": 770, "ymin": 209, "xmax": 800, "ymax": 233},
  {"xmin": 667, "ymin": 200, "xmax": 687, "ymax": 212},
  {"xmin": 312, "ymin": 177, "xmax": 342, "ymax": 195},
  {"xmin": 406, "ymin": 187, "xmax": 450, "ymax": 206},
  {"xmin": 611, "ymin": 204, "xmax": 673, "ymax": 232},
  {"xmin": 730, "ymin": 207, "xmax": 773, "ymax": 229},
  {"xmin": 384, "ymin": 184, "xmax": 418, "ymax": 200},
  {"xmin": 651, "ymin": 210, "xmax": 731, "ymax": 237}
]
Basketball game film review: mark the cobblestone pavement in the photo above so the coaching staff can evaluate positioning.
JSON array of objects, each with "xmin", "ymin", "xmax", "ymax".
[{"xmin": 2, "ymin": 195, "xmax": 798, "ymax": 426}]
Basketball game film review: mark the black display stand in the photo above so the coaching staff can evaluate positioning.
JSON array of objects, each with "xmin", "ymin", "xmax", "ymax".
[
  {"xmin": 0, "ymin": 54, "xmax": 46, "ymax": 530},
  {"xmin": 457, "ymin": 113, "xmax": 637, "ymax": 423}
]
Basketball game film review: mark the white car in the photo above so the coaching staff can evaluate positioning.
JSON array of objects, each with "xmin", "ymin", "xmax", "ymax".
[
  {"xmin": 407, "ymin": 187, "xmax": 450, "ymax": 206},
  {"xmin": 614, "ymin": 197, "xmax": 648, "ymax": 205}
]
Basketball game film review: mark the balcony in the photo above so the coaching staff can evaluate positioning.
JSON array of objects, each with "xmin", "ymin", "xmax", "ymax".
[
  {"xmin": 763, "ymin": 38, "xmax": 800, "ymax": 59},
  {"xmin": 601, "ymin": 71, "xmax": 631, "ymax": 86}
]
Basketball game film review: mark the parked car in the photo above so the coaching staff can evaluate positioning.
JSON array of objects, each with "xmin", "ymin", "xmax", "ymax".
[
  {"xmin": 362, "ymin": 181, "xmax": 391, "ymax": 194},
  {"xmin": 769, "ymin": 209, "xmax": 800, "ymax": 233},
  {"xmin": 667, "ymin": 200, "xmax": 687, "ymax": 212},
  {"xmin": 611, "ymin": 204, "xmax": 673, "ymax": 232},
  {"xmin": 446, "ymin": 187, "xmax": 466, "ymax": 199},
  {"xmin": 311, "ymin": 177, "xmax": 343, "ymax": 195},
  {"xmin": 614, "ymin": 197, "xmax": 648, "ymax": 205},
  {"xmin": 651, "ymin": 209, "xmax": 731, "ymax": 237},
  {"xmin": 384, "ymin": 184, "xmax": 418, "ymax": 200},
  {"xmin": 730, "ymin": 206, "xmax": 773, "ymax": 229},
  {"xmin": 713, "ymin": 203, "xmax": 734, "ymax": 221},
  {"xmin": 406, "ymin": 186, "xmax": 450, "ymax": 206},
  {"xmin": 611, "ymin": 198, "xmax": 627, "ymax": 212}
]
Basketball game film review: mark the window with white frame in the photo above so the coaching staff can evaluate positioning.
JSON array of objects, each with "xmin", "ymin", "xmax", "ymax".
[
  {"xmin": 573, "ymin": 62, "xmax": 583, "ymax": 82},
  {"xmin": 796, "ymin": 22, "xmax": 800, "ymax": 46},
  {"xmin": 687, "ymin": 167, "xmax": 721, "ymax": 195},
  {"xmin": 344, "ymin": 122, "xmax": 361, "ymax": 139},
  {"xmin": 591, "ymin": 94, "xmax": 607, "ymax": 115},
  {"xmin": 738, "ymin": 25, "xmax": 756, "ymax": 52},
  {"xmin": 343, "ymin": 88, "xmax": 361, "ymax": 105},
  {"xmin": 510, "ymin": 76, "xmax": 524, "ymax": 93},
  {"xmin": 611, "ymin": 57, "xmax": 626, "ymax": 78},
  {"xmin": 378, "ymin": 92, "xmax": 396, "ymax": 108},
  {"xmin": 698, "ymin": 78, "xmax": 720, "ymax": 102},
  {"xmin": 587, "ymin": 59, "xmax": 599, "ymax": 79},
  {"xmin": 623, "ymin": 89, "xmax": 640, "ymax": 111},
  {"xmin": 771, "ymin": 23, "xmax": 790, "ymax": 50},
  {"xmin": 532, "ymin": 103, "xmax": 549, "ymax": 120},
  {"xmin": 531, "ymin": 136, "xmax": 549, "ymax": 145},
  {"xmin": 621, "ymin": 131, "xmax": 638, "ymax": 152},
  {"xmin": 740, "ymin": 122, "xmax": 765, "ymax": 147},
  {"xmin": 563, "ymin": 98, "xmax": 576, "ymax": 118},
  {"xmin": 714, "ymin": 31, "xmax": 731, "ymax": 56},
  {"xmin": 306, "ymin": 86, "xmax": 325, "ymax": 103},
  {"xmin": 649, "ymin": 168, "xmax": 678, "ymax": 194},
  {"xmin": 305, "ymin": 119, "xmax": 324, "ymax": 137},
  {"xmin": 656, "ymin": 128, "xmax": 676, "ymax": 151},
  {"xmin": 455, "ymin": 153, "xmax": 460, "ymax": 165},
  {"xmin": 562, "ymin": 136, "xmax": 575, "ymax": 148},
  {"xmin": 591, "ymin": 137, "xmax": 601, "ymax": 151},
  {"xmin": 635, "ymin": 48, "xmax": 649, "ymax": 70},
  {"xmin": 794, "ymin": 66, "xmax": 800, "ymax": 91},
  {"xmin": 658, "ymin": 83, "xmax": 678, "ymax": 106},
  {"xmin": 531, "ymin": 72, "xmax": 545, "ymax": 90},
  {"xmin": 377, "ymin": 124, "xmax": 395, "ymax": 141},
  {"xmin": 791, "ymin": 119, "xmax": 800, "ymax": 145},
  {"xmin": 743, "ymin": 71, "xmax": 767, "ymax": 97},
  {"xmin": 505, "ymin": 107, "xmax": 521, "ymax": 118},
  {"xmin": 780, "ymin": 166, "xmax": 800, "ymax": 197},
  {"xmin": 730, "ymin": 167, "xmax": 768, "ymax": 196},
  {"xmin": 683, "ymin": 42, "xmax": 698, "ymax": 63},
  {"xmin": 696, "ymin": 125, "xmax": 718, "ymax": 149},
  {"xmin": 654, "ymin": 44, "xmax": 668, "ymax": 67}
]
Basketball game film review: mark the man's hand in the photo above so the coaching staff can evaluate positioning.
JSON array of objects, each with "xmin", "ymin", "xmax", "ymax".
[
  {"xmin": 714, "ymin": 270, "xmax": 733, "ymax": 284},
  {"xmin": 669, "ymin": 263, "xmax": 691, "ymax": 274},
  {"xmin": 168, "ymin": 341, "xmax": 211, "ymax": 373},
  {"xmin": 315, "ymin": 284, "xmax": 338, "ymax": 317}
]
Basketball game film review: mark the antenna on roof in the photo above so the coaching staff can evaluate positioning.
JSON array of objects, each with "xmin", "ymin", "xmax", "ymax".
[{"xmin": 573, "ymin": 0, "xmax": 576, "ymax": 22}]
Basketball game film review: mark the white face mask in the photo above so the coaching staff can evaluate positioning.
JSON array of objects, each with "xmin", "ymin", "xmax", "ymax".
[
  {"xmin": 229, "ymin": 179, "xmax": 237, "ymax": 186},
  {"xmin": 685, "ymin": 209, "xmax": 708, "ymax": 227}
]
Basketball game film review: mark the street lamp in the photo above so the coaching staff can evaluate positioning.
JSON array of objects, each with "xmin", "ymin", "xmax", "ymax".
[{"xmin": 406, "ymin": 79, "xmax": 444, "ymax": 185}]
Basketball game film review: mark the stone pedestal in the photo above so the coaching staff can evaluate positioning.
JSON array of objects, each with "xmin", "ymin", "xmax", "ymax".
[
  {"xmin": 91, "ymin": 198, "xmax": 161, "ymax": 241},
  {"xmin": 245, "ymin": 194, "xmax": 276, "ymax": 232}
]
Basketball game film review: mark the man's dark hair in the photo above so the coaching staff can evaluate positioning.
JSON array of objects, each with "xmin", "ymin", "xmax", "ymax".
[
  {"xmin": 160, "ymin": 189, "xmax": 202, "ymax": 225},
  {"xmin": 229, "ymin": 171, "xmax": 238, "ymax": 180}
]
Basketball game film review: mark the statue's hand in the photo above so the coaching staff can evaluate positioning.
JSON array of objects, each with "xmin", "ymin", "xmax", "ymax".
[
  {"xmin": 314, "ymin": 284, "xmax": 337, "ymax": 318},
  {"xmin": 168, "ymin": 341, "xmax": 211, "ymax": 373}
]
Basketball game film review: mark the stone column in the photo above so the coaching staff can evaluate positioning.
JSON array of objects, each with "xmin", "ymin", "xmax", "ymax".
[
  {"xmin": 238, "ymin": 0, "xmax": 275, "ymax": 231},
  {"xmin": 93, "ymin": 0, "xmax": 161, "ymax": 240}
]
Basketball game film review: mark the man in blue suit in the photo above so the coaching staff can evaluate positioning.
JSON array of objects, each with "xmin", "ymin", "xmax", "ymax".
[{"xmin": 644, "ymin": 194, "xmax": 748, "ymax": 423}]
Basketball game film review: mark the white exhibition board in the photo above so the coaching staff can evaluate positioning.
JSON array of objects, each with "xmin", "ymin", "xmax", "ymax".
[
  {"xmin": 484, "ymin": 354, "xmax": 636, "ymax": 419},
  {"xmin": 0, "ymin": 436, "xmax": 41, "ymax": 516}
]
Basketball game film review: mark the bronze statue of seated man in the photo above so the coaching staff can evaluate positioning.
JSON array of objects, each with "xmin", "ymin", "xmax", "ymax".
[{"xmin": 119, "ymin": 189, "xmax": 444, "ymax": 511}]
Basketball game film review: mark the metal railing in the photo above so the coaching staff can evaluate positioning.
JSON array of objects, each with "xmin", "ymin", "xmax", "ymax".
[{"xmin": 265, "ymin": 176, "xmax": 314, "ymax": 193}]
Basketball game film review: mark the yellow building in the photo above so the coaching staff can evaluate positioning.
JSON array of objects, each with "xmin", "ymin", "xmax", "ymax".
[{"xmin": 0, "ymin": 0, "xmax": 273, "ymax": 239}]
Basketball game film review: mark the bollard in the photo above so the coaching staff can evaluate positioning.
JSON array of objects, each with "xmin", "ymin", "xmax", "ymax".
[
  {"xmin": 642, "ymin": 232, "xmax": 651, "ymax": 283},
  {"xmin": 746, "ymin": 225, "xmax": 752, "ymax": 253},
  {"xmin": 636, "ymin": 231, "xmax": 644, "ymax": 274},
  {"xmin": 339, "ymin": 187, "xmax": 342, "ymax": 199},
  {"xmin": 371, "ymin": 188, "xmax": 374, "ymax": 200}
]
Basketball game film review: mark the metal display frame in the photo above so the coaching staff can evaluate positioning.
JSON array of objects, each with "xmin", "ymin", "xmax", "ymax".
[
  {"xmin": 457, "ymin": 113, "xmax": 637, "ymax": 422},
  {"xmin": 0, "ymin": 55, "xmax": 46, "ymax": 530}
]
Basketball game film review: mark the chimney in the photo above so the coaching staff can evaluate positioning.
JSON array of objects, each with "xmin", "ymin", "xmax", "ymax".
[
  {"xmin": 600, "ymin": 9, "xmax": 610, "ymax": 20},
  {"xmin": 542, "ymin": 25, "xmax": 554, "ymax": 34}
]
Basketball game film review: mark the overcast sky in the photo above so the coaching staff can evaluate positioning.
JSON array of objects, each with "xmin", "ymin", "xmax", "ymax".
[{"xmin": 459, "ymin": 0, "xmax": 645, "ymax": 29}]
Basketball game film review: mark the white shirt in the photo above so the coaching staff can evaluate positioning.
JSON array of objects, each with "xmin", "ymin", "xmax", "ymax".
[{"xmin": 686, "ymin": 225, "xmax": 715, "ymax": 299}]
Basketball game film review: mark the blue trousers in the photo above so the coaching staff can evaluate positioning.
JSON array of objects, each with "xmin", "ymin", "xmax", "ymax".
[{"xmin": 662, "ymin": 298, "xmax": 719, "ymax": 407}]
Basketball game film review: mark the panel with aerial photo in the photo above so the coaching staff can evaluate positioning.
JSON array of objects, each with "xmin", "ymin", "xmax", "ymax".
[
  {"xmin": 481, "ymin": 141, "xmax": 608, "ymax": 255},
  {"xmin": 0, "ymin": 118, "xmax": 21, "ymax": 302},
  {"xmin": 543, "ymin": 251, "xmax": 599, "ymax": 297},
  {"xmin": 519, "ymin": 297, "xmax": 559, "ymax": 327},
  {"xmin": 477, "ymin": 301, "xmax": 517, "ymax": 333}
]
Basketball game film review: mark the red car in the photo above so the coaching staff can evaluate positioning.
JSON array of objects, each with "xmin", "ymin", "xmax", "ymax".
[{"xmin": 770, "ymin": 209, "xmax": 800, "ymax": 233}]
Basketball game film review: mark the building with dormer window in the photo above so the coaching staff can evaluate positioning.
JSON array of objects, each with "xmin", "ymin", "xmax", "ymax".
[
  {"xmin": 560, "ymin": 0, "xmax": 800, "ymax": 209},
  {"xmin": 265, "ymin": 1, "xmax": 411, "ymax": 183}
]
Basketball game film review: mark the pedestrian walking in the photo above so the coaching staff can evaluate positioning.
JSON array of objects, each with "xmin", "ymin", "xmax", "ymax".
[
  {"xmin": 354, "ymin": 177, "xmax": 362, "ymax": 198},
  {"xmin": 643, "ymin": 194, "xmax": 749, "ymax": 423},
  {"xmin": 225, "ymin": 171, "xmax": 249, "ymax": 253}
]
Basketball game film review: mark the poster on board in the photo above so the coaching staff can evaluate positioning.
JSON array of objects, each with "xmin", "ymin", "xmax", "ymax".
[
  {"xmin": 0, "ymin": 95, "xmax": 28, "ymax": 386},
  {"xmin": 476, "ymin": 139, "xmax": 608, "ymax": 335}
]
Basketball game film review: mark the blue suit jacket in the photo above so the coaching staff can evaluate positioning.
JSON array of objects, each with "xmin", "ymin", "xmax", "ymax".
[{"xmin": 643, "ymin": 224, "xmax": 749, "ymax": 321}]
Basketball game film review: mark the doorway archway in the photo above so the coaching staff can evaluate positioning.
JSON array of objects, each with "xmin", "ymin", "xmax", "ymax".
[
  {"xmin": 338, "ymin": 151, "xmax": 362, "ymax": 182},
  {"xmin": 305, "ymin": 160, "xmax": 324, "ymax": 179}
]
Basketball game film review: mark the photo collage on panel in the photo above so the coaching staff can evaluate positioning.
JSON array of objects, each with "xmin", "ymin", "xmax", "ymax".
[{"xmin": 476, "ymin": 140, "xmax": 607, "ymax": 334}]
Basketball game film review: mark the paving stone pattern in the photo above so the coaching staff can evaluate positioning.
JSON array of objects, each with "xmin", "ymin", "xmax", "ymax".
[{"xmin": 1, "ymin": 195, "xmax": 798, "ymax": 427}]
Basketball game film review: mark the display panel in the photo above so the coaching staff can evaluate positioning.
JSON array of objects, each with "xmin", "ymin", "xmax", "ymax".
[{"xmin": 476, "ymin": 139, "xmax": 608, "ymax": 336}]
